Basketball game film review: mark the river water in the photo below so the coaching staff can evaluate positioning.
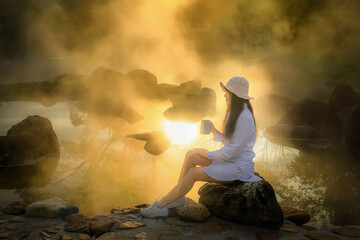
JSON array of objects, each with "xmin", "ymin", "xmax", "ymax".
[{"xmin": 0, "ymin": 100, "xmax": 359, "ymax": 227}]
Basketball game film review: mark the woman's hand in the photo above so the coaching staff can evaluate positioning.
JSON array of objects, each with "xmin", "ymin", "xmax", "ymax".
[
  {"xmin": 209, "ymin": 121, "xmax": 219, "ymax": 135},
  {"xmin": 193, "ymin": 148, "xmax": 209, "ymax": 158}
]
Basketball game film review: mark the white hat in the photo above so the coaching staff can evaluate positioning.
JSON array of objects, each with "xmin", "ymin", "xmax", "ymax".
[{"xmin": 220, "ymin": 76, "xmax": 254, "ymax": 100}]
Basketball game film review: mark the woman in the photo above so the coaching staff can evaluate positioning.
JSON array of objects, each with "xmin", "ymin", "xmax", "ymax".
[{"xmin": 140, "ymin": 76, "xmax": 262, "ymax": 218}]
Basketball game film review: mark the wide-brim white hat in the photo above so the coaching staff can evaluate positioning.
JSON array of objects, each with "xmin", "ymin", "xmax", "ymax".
[{"xmin": 220, "ymin": 76, "xmax": 254, "ymax": 100}]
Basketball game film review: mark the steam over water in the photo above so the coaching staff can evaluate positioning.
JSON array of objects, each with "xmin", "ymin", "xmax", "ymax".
[{"xmin": 1, "ymin": 0, "xmax": 360, "ymax": 227}]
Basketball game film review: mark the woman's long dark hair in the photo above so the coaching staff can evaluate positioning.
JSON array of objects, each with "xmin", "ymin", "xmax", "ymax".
[{"xmin": 222, "ymin": 91, "xmax": 257, "ymax": 139}]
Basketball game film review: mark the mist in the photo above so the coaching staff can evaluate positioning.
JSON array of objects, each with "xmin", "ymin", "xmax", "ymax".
[{"xmin": 1, "ymin": 0, "xmax": 360, "ymax": 226}]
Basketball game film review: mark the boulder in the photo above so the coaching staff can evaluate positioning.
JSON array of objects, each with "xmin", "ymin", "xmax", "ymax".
[
  {"xmin": 198, "ymin": 177, "xmax": 284, "ymax": 229},
  {"xmin": 25, "ymin": 198, "xmax": 79, "ymax": 218},
  {"xmin": 0, "ymin": 115, "xmax": 60, "ymax": 188},
  {"xmin": 176, "ymin": 198, "xmax": 210, "ymax": 222}
]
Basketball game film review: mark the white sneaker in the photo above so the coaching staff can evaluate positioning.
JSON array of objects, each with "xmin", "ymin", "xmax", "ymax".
[
  {"xmin": 166, "ymin": 196, "xmax": 187, "ymax": 209},
  {"xmin": 140, "ymin": 200, "xmax": 169, "ymax": 218}
]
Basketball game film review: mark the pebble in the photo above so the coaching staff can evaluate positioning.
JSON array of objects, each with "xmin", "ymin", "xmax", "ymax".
[
  {"xmin": 134, "ymin": 232, "xmax": 147, "ymax": 240},
  {"xmin": 40, "ymin": 232, "xmax": 51, "ymax": 238},
  {"xmin": 64, "ymin": 213, "xmax": 92, "ymax": 234},
  {"xmin": 62, "ymin": 234, "xmax": 72, "ymax": 240},
  {"xmin": 78, "ymin": 233, "xmax": 91, "ymax": 240},
  {"xmin": 117, "ymin": 221, "xmax": 145, "ymax": 230},
  {"xmin": 90, "ymin": 215, "xmax": 122, "ymax": 237},
  {"xmin": 176, "ymin": 198, "xmax": 210, "ymax": 222}
]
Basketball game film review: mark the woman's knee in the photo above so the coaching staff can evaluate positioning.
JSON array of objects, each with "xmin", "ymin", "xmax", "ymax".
[
  {"xmin": 185, "ymin": 167, "xmax": 201, "ymax": 182},
  {"xmin": 184, "ymin": 150, "xmax": 196, "ymax": 164}
]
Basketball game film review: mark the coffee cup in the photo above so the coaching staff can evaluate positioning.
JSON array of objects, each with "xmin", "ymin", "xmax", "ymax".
[{"xmin": 200, "ymin": 120, "xmax": 211, "ymax": 134}]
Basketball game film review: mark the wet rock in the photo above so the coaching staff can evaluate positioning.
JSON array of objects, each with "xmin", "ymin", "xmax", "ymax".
[
  {"xmin": 176, "ymin": 198, "xmax": 210, "ymax": 222},
  {"xmin": 256, "ymin": 231, "xmax": 279, "ymax": 240},
  {"xmin": 282, "ymin": 207, "xmax": 310, "ymax": 225},
  {"xmin": 0, "ymin": 115, "xmax": 60, "ymax": 188},
  {"xmin": 96, "ymin": 232, "xmax": 115, "ymax": 240},
  {"xmin": 61, "ymin": 234, "xmax": 72, "ymax": 240},
  {"xmin": 26, "ymin": 198, "xmax": 79, "ymax": 218},
  {"xmin": 3, "ymin": 201, "xmax": 27, "ymax": 215},
  {"xmin": 5, "ymin": 223, "xmax": 23, "ymax": 231},
  {"xmin": 198, "ymin": 178, "xmax": 284, "ymax": 229},
  {"xmin": 8, "ymin": 216, "xmax": 26, "ymax": 223},
  {"xmin": 0, "ymin": 232, "xmax": 9, "ymax": 239},
  {"xmin": 7, "ymin": 230, "xmax": 30, "ymax": 240},
  {"xmin": 134, "ymin": 232, "xmax": 148, "ymax": 240},
  {"xmin": 197, "ymin": 222, "xmax": 231, "ymax": 234},
  {"xmin": 117, "ymin": 221, "xmax": 145, "ymax": 230},
  {"xmin": 90, "ymin": 215, "xmax": 121, "ymax": 237},
  {"xmin": 44, "ymin": 227, "xmax": 62, "ymax": 234},
  {"xmin": 111, "ymin": 204, "xmax": 149, "ymax": 215},
  {"xmin": 165, "ymin": 217, "xmax": 198, "ymax": 227},
  {"xmin": 281, "ymin": 224, "xmax": 300, "ymax": 233},
  {"xmin": 127, "ymin": 132, "xmax": 170, "ymax": 155},
  {"xmin": 40, "ymin": 232, "xmax": 51, "ymax": 238},
  {"xmin": 64, "ymin": 213, "xmax": 92, "ymax": 234},
  {"xmin": 150, "ymin": 228, "xmax": 180, "ymax": 238},
  {"xmin": 304, "ymin": 232, "xmax": 340, "ymax": 240},
  {"xmin": 77, "ymin": 233, "xmax": 91, "ymax": 240},
  {"xmin": 332, "ymin": 225, "xmax": 360, "ymax": 238}
]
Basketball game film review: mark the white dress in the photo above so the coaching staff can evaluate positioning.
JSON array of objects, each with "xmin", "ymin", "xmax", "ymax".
[{"xmin": 204, "ymin": 103, "xmax": 263, "ymax": 182}]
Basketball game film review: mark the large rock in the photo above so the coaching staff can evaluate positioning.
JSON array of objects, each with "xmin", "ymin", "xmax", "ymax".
[
  {"xmin": 3, "ymin": 201, "xmax": 27, "ymax": 215},
  {"xmin": 64, "ymin": 213, "xmax": 92, "ymax": 234},
  {"xmin": 90, "ymin": 215, "xmax": 122, "ymax": 237},
  {"xmin": 25, "ymin": 198, "xmax": 79, "ymax": 218},
  {"xmin": 176, "ymin": 198, "xmax": 210, "ymax": 222},
  {"xmin": 0, "ymin": 115, "xmax": 60, "ymax": 188},
  {"xmin": 198, "ymin": 177, "xmax": 284, "ymax": 229},
  {"xmin": 282, "ymin": 206, "xmax": 310, "ymax": 225}
]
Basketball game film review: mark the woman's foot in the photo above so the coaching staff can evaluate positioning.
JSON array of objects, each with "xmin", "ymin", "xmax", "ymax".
[
  {"xmin": 166, "ymin": 196, "xmax": 187, "ymax": 209},
  {"xmin": 140, "ymin": 200, "xmax": 169, "ymax": 218}
]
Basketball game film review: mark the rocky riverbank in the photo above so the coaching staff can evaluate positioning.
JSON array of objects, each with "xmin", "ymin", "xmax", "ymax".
[{"xmin": 1, "ymin": 198, "xmax": 359, "ymax": 240}]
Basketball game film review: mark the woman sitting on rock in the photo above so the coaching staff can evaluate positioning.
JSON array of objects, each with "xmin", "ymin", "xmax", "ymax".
[{"xmin": 140, "ymin": 76, "xmax": 263, "ymax": 218}]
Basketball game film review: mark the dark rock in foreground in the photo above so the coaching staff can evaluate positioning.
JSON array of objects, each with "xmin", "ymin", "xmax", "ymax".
[
  {"xmin": 282, "ymin": 206, "xmax": 310, "ymax": 225},
  {"xmin": 198, "ymin": 176, "xmax": 284, "ymax": 229},
  {"xmin": 0, "ymin": 115, "xmax": 60, "ymax": 188}
]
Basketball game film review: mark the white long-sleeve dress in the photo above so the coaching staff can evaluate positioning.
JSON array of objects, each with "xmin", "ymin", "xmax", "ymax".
[{"xmin": 204, "ymin": 103, "xmax": 263, "ymax": 182}]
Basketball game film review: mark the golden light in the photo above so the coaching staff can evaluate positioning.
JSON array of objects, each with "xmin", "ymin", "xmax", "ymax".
[{"xmin": 163, "ymin": 120, "xmax": 199, "ymax": 145}]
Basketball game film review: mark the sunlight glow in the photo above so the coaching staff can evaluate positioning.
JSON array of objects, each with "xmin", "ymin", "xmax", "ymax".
[{"xmin": 164, "ymin": 120, "xmax": 199, "ymax": 145}]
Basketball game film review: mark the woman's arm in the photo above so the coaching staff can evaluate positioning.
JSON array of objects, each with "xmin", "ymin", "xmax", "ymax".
[{"xmin": 207, "ymin": 117, "xmax": 254, "ymax": 162}]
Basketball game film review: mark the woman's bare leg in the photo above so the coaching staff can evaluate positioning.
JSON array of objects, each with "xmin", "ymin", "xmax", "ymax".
[
  {"xmin": 178, "ymin": 150, "xmax": 212, "ymax": 182},
  {"xmin": 158, "ymin": 167, "xmax": 233, "ymax": 207}
]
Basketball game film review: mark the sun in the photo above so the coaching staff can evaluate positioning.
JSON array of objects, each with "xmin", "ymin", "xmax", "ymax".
[{"xmin": 163, "ymin": 120, "xmax": 199, "ymax": 145}]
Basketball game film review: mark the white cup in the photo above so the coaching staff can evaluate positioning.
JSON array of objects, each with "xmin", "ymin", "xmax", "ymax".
[{"xmin": 200, "ymin": 120, "xmax": 211, "ymax": 134}]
